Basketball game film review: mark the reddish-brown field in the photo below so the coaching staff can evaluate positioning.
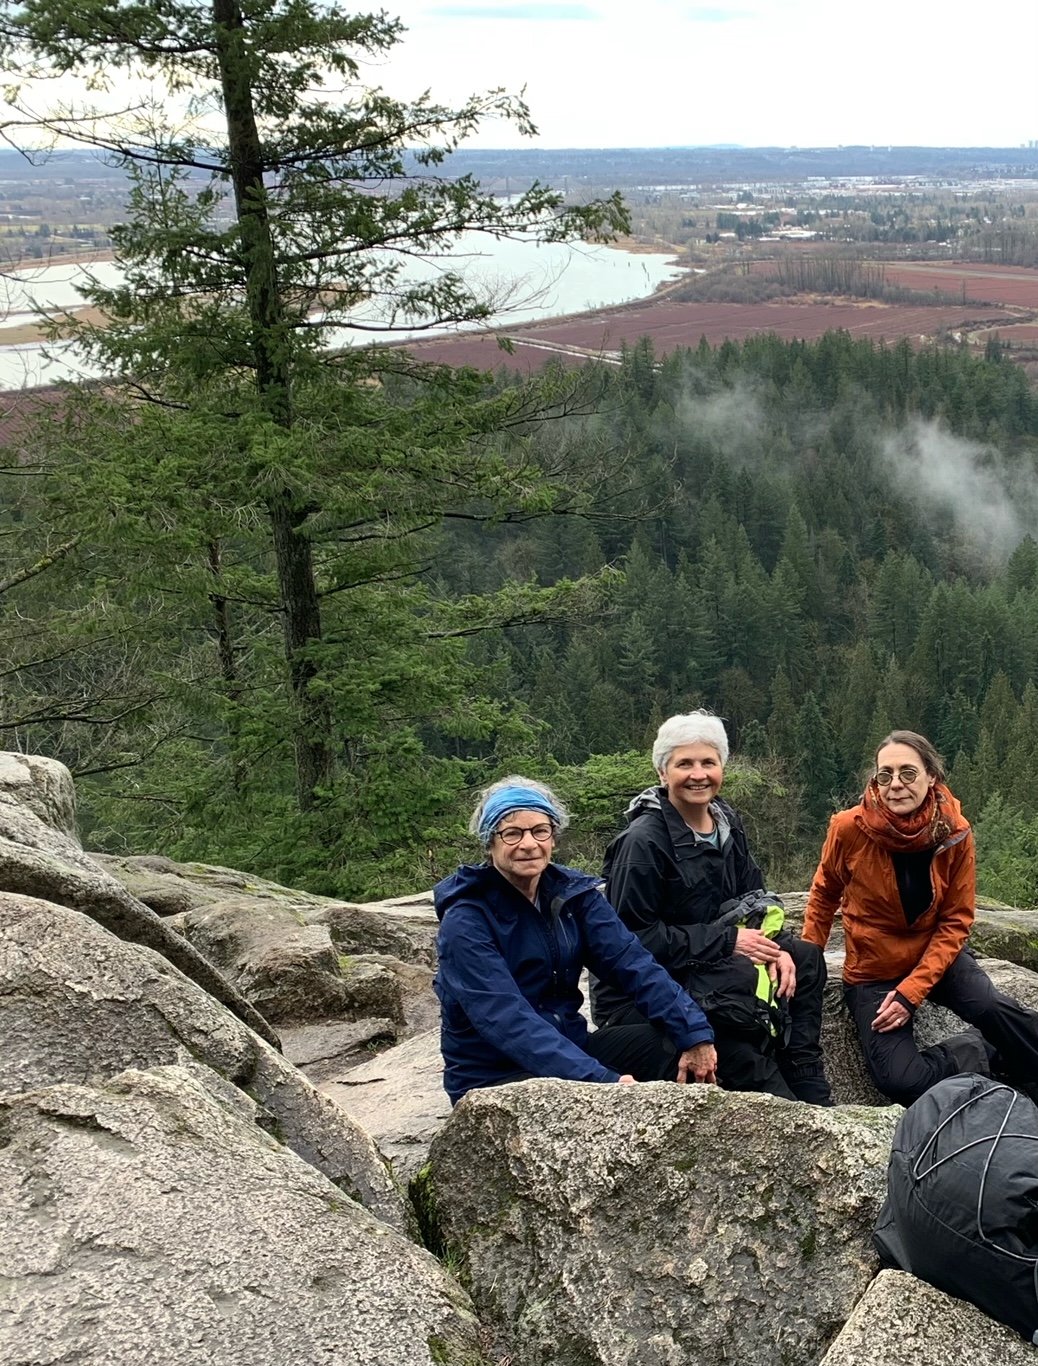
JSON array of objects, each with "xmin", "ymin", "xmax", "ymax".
[
  {"xmin": 400, "ymin": 296, "xmax": 1019, "ymax": 373},
  {"xmin": 877, "ymin": 262, "xmax": 1038, "ymax": 309},
  {"xmin": 972, "ymin": 322, "xmax": 1038, "ymax": 343}
]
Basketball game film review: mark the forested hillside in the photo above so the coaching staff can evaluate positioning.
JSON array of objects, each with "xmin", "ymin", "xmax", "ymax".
[
  {"xmin": 6, "ymin": 331, "xmax": 1038, "ymax": 905},
  {"xmin": 438, "ymin": 333, "xmax": 1038, "ymax": 901}
]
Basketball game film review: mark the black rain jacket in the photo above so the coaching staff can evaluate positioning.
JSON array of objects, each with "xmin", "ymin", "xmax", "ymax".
[{"xmin": 591, "ymin": 787, "xmax": 767, "ymax": 1025}]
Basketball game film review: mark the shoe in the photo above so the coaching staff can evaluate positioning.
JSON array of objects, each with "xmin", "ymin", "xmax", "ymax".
[{"xmin": 941, "ymin": 1027, "xmax": 994, "ymax": 1078}]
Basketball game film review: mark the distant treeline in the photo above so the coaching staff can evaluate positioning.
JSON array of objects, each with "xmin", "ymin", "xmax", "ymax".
[{"xmin": 668, "ymin": 256, "xmax": 962, "ymax": 307}]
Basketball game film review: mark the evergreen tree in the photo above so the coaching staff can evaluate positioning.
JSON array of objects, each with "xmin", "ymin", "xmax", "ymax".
[
  {"xmin": 795, "ymin": 691, "xmax": 841, "ymax": 829},
  {"xmin": 835, "ymin": 640, "xmax": 880, "ymax": 779},
  {"xmin": 978, "ymin": 672, "xmax": 1020, "ymax": 765},
  {"xmin": 0, "ymin": 0, "xmax": 627, "ymax": 883},
  {"xmin": 767, "ymin": 669, "xmax": 798, "ymax": 761}
]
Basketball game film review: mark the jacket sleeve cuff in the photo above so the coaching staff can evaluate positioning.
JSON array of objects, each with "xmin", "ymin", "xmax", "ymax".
[
  {"xmin": 675, "ymin": 1022, "xmax": 715, "ymax": 1049},
  {"xmin": 894, "ymin": 989, "xmax": 919, "ymax": 1013}
]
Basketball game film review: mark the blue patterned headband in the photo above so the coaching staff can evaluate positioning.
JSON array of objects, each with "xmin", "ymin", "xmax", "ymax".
[{"xmin": 477, "ymin": 786, "xmax": 561, "ymax": 844}]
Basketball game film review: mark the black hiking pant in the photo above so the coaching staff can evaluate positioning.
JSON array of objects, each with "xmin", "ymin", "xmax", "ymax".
[
  {"xmin": 845, "ymin": 949, "xmax": 1038, "ymax": 1107},
  {"xmin": 490, "ymin": 1022, "xmax": 687, "ymax": 1090},
  {"xmin": 601, "ymin": 938, "xmax": 831, "ymax": 1104}
]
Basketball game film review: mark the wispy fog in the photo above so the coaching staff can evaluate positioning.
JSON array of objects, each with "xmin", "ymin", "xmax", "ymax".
[
  {"xmin": 879, "ymin": 418, "xmax": 1037, "ymax": 559},
  {"xmin": 673, "ymin": 374, "xmax": 1035, "ymax": 561}
]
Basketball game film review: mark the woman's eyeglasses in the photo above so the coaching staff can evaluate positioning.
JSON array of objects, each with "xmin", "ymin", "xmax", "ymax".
[
  {"xmin": 495, "ymin": 823, "xmax": 554, "ymax": 845},
  {"xmin": 875, "ymin": 767, "xmax": 920, "ymax": 786}
]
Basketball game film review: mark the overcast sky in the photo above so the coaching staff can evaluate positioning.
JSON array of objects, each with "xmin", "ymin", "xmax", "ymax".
[{"xmin": 370, "ymin": 0, "xmax": 1038, "ymax": 150}]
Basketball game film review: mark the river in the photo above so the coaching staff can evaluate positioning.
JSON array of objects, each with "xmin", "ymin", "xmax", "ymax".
[{"xmin": 0, "ymin": 235, "xmax": 683, "ymax": 390}]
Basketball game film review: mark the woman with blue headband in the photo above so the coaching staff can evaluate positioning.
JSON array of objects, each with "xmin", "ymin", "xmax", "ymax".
[{"xmin": 434, "ymin": 774, "xmax": 718, "ymax": 1105}]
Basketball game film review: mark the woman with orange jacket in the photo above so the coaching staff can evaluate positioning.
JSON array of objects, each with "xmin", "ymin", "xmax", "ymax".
[{"xmin": 802, "ymin": 729, "xmax": 1038, "ymax": 1106}]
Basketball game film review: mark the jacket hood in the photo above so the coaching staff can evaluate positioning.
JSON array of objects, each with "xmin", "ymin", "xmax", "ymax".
[
  {"xmin": 433, "ymin": 860, "xmax": 601, "ymax": 921},
  {"xmin": 625, "ymin": 786, "xmax": 732, "ymax": 847},
  {"xmin": 625, "ymin": 785, "xmax": 662, "ymax": 821}
]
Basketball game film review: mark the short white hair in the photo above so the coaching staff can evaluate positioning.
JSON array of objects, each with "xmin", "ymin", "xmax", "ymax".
[{"xmin": 652, "ymin": 710, "xmax": 730, "ymax": 775}]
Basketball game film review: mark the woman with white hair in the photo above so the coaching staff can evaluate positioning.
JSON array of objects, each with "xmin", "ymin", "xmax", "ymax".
[
  {"xmin": 592, "ymin": 711, "xmax": 831, "ymax": 1104},
  {"xmin": 434, "ymin": 774, "xmax": 719, "ymax": 1106}
]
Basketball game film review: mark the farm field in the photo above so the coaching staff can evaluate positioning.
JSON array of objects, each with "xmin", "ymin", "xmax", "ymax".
[
  {"xmin": 743, "ymin": 258, "xmax": 1038, "ymax": 309},
  {"xmin": 399, "ymin": 294, "xmax": 1019, "ymax": 372},
  {"xmin": 850, "ymin": 261, "xmax": 1038, "ymax": 309}
]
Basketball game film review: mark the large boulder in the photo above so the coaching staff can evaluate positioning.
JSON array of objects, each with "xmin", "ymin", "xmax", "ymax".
[
  {"xmin": 0, "ymin": 1066, "xmax": 484, "ymax": 1366},
  {"xmin": 96, "ymin": 849, "xmax": 440, "ymax": 966},
  {"xmin": 282, "ymin": 1017, "xmax": 399, "ymax": 1076},
  {"xmin": 818, "ymin": 1269, "xmax": 1037, "ymax": 1365},
  {"xmin": 321, "ymin": 1029, "xmax": 450, "ymax": 1183},
  {"xmin": 91, "ymin": 851, "xmax": 332, "ymax": 918},
  {"xmin": 0, "ymin": 751, "xmax": 78, "ymax": 841},
  {"xmin": 0, "ymin": 755, "xmax": 277, "ymax": 1046},
  {"xmin": 166, "ymin": 898, "xmax": 407, "ymax": 1028},
  {"xmin": 426, "ymin": 1079, "xmax": 900, "ymax": 1366},
  {"xmin": 306, "ymin": 892, "xmax": 439, "ymax": 967},
  {"xmin": 971, "ymin": 903, "xmax": 1038, "ymax": 974},
  {"xmin": 0, "ymin": 890, "xmax": 410, "ymax": 1234}
]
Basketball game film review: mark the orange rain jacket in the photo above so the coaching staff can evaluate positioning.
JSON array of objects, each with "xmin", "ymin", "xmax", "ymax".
[{"xmin": 801, "ymin": 795, "xmax": 974, "ymax": 1009}]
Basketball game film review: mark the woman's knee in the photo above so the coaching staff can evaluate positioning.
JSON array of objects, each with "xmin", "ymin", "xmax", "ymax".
[
  {"xmin": 855, "ymin": 1019, "xmax": 940, "ymax": 1105},
  {"xmin": 864, "ymin": 1048, "xmax": 935, "ymax": 1106}
]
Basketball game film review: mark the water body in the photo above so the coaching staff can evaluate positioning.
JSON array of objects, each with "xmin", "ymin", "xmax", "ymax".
[{"xmin": 0, "ymin": 236, "xmax": 682, "ymax": 391}]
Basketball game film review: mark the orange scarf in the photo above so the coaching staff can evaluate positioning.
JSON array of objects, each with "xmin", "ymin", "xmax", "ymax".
[{"xmin": 855, "ymin": 780, "xmax": 968, "ymax": 853}]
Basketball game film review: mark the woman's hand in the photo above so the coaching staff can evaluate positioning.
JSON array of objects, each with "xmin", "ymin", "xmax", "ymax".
[
  {"xmin": 769, "ymin": 949, "xmax": 797, "ymax": 998},
  {"xmin": 676, "ymin": 1042, "xmax": 718, "ymax": 1085},
  {"xmin": 872, "ymin": 989, "xmax": 912, "ymax": 1032},
  {"xmin": 616, "ymin": 1074, "xmax": 636, "ymax": 1083},
  {"xmin": 734, "ymin": 927, "xmax": 782, "ymax": 964}
]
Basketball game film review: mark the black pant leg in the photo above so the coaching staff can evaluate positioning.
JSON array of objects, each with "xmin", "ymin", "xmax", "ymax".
[
  {"xmin": 931, "ymin": 950, "xmax": 1038, "ymax": 1083},
  {"xmin": 599, "ymin": 999, "xmax": 796, "ymax": 1097},
  {"xmin": 844, "ymin": 979, "xmax": 955, "ymax": 1106},
  {"xmin": 585, "ymin": 1023, "xmax": 680, "ymax": 1082},
  {"xmin": 777, "ymin": 939, "xmax": 832, "ymax": 1104},
  {"xmin": 712, "ymin": 1032, "xmax": 797, "ymax": 1099}
]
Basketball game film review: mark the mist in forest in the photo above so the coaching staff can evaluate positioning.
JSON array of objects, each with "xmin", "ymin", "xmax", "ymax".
[{"xmin": 880, "ymin": 419, "xmax": 1036, "ymax": 559}]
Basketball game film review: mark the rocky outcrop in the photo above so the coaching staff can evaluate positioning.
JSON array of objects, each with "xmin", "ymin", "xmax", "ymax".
[
  {"xmin": 818, "ymin": 1269, "xmax": 1037, "ymax": 1365},
  {"xmin": 426, "ymin": 1079, "xmax": 900, "ymax": 1366},
  {"xmin": 0, "ymin": 890, "xmax": 410, "ymax": 1234},
  {"xmin": 307, "ymin": 892, "xmax": 439, "ymax": 967},
  {"xmin": 321, "ymin": 1029, "xmax": 450, "ymax": 1182},
  {"xmin": 0, "ymin": 757, "xmax": 278, "ymax": 1046},
  {"xmin": 96, "ymin": 849, "xmax": 440, "ymax": 965},
  {"xmin": 0, "ymin": 751, "xmax": 78, "ymax": 840},
  {"xmin": 166, "ymin": 898, "xmax": 409, "ymax": 1027},
  {"xmin": 93, "ymin": 861, "xmax": 440, "ymax": 1054},
  {"xmin": 91, "ymin": 850, "xmax": 332, "ymax": 917},
  {"xmin": 0, "ymin": 1066, "xmax": 483, "ymax": 1366},
  {"xmin": 970, "ymin": 904, "xmax": 1038, "ymax": 974}
]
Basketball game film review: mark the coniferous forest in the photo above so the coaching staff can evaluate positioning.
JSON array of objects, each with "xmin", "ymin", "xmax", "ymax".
[{"xmin": 5, "ymin": 331, "xmax": 1038, "ymax": 905}]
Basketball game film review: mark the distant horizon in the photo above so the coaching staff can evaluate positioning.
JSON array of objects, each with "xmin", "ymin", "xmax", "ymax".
[{"xmin": 2, "ymin": 142, "xmax": 1038, "ymax": 157}]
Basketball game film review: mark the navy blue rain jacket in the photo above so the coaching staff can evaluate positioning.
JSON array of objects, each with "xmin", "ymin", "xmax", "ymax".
[{"xmin": 434, "ymin": 860, "xmax": 714, "ymax": 1105}]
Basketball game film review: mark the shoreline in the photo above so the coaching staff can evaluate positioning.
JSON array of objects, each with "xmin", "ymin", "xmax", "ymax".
[{"xmin": 0, "ymin": 240, "xmax": 687, "ymax": 349}]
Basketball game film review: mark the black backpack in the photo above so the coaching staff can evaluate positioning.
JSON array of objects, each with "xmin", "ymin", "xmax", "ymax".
[
  {"xmin": 687, "ymin": 890, "xmax": 791, "ymax": 1047},
  {"xmin": 874, "ymin": 1073, "xmax": 1038, "ymax": 1341}
]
